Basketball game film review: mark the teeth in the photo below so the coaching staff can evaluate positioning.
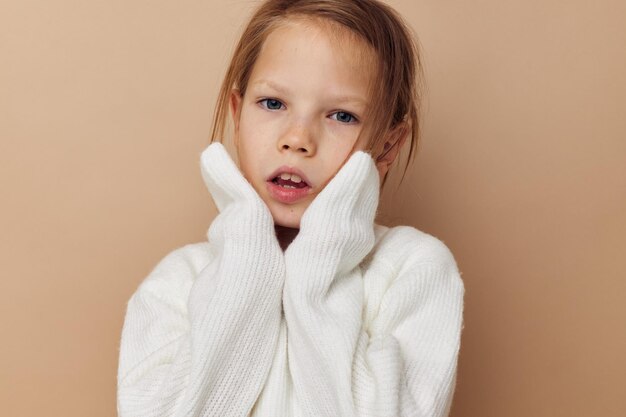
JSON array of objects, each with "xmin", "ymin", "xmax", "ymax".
[{"xmin": 278, "ymin": 173, "xmax": 303, "ymax": 183}]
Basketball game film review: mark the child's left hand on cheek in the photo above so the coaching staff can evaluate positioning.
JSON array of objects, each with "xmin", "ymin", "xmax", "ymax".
[
  {"xmin": 281, "ymin": 150, "xmax": 380, "ymax": 414},
  {"xmin": 284, "ymin": 149, "xmax": 380, "ymax": 289}
]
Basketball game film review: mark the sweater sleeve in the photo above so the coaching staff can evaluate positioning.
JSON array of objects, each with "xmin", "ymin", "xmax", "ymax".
[
  {"xmin": 282, "ymin": 151, "xmax": 465, "ymax": 417},
  {"xmin": 354, "ymin": 236, "xmax": 465, "ymax": 417},
  {"xmin": 116, "ymin": 143, "xmax": 285, "ymax": 417},
  {"xmin": 282, "ymin": 150, "xmax": 379, "ymax": 417}
]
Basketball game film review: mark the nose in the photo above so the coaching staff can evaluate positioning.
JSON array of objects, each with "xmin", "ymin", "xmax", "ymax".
[{"xmin": 277, "ymin": 122, "xmax": 317, "ymax": 156}]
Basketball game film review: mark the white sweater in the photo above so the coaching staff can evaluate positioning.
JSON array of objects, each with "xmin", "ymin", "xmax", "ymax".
[{"xmin": 117, "ymin": 142, "xmax": 465, "ymax": 417}]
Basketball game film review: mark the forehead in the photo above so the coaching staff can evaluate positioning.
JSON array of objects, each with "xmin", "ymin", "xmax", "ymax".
[{"xmin": 249, "ymin": 17, "xmax": 378, "ymax": 96}]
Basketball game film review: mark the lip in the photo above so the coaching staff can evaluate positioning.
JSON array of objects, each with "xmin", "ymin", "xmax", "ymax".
[
  {"xmin": 265, "ymin": 165, "xmax": 313, "ymax": 204},
  {"xmin": 266, "ymin": 165, "xmax": 313, "ymax": 187},
  {"xmin": 266, "ymin": 180, "xmax": 312, "ymax": 204}
]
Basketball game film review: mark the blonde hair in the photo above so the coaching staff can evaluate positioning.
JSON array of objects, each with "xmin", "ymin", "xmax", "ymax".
[{"xmin": 210, "ymin": 0, "xmax": 424, "ymax": 187}]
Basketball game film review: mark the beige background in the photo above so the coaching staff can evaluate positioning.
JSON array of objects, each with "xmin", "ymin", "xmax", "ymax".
[{"xmin": 1, "ymin": 0, "xmax": 625, "ymax": 416}]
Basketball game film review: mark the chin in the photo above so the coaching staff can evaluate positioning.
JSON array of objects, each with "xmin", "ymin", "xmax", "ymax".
[
  {"xmin": 274, "ymin": 216, "xmax": 301, "ymax": 229},
  {"xmin": 269, "ymin": 205, "xmax": 303, "ymax": 229}
]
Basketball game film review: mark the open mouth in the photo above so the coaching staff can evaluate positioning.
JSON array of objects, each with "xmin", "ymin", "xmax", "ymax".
[
  {"xmin": 271, "ymin": 175, "xmax": 309, "ymax": 189},
  {"xmin": 266, "ymin": 171, "xmax": 312, "ymax": 204}
]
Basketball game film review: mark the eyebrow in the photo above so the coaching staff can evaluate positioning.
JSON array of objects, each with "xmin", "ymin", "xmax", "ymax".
[
  {"xmin": 251, "ymin": 79, "xmax": 369, "ymax": 107},
  {"xmin": 252, "ymin": 79, "xmax": 290, "ymax": 95}
]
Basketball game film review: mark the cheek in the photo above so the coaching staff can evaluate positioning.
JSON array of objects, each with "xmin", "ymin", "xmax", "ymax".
[
  {"xmin": 236, "ymin": 129, "xmax": 271, "ymax": 177},
  {"xmin": 238, "ymin": 115, "xmax": 276, "ymax": 156},
  {"xmin": 323, "ymin": 122, "xmax": 364, "ymax": 153},
  {"xmin": 235, "ymin": 141, "xmax": 262, "ymax": 183},
  {"xmin": 239, "ymin": 102, "xmax": 278, "ymax": 135},
  {"xmin": 320, "ymin": 140, "xmax": 359, "ymax": 177}
]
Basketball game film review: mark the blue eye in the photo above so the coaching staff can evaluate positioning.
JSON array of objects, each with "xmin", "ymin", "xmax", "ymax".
[
  {"xmin": 331, "ymin": 111, "xmax": 358, "ymax": 124},
  {"xmin": 259, "ymin": 98, "xmax": 283, "ymax": 110}
]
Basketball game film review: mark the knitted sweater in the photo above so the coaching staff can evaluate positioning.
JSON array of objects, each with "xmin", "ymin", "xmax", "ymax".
[{"xmin": 116, "ymin": 142, "xmax": 465, "ymax": 417}]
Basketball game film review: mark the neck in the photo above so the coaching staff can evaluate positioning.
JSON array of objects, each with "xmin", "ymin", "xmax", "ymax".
[{"xmin": 274, "ymin": 224, "xmax": 299, "ymax": 252}]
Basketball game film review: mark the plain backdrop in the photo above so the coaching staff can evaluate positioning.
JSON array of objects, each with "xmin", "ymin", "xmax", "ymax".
[{"xmin": 1, "ymin": 1, "xmax": 625, "ymax": 416}]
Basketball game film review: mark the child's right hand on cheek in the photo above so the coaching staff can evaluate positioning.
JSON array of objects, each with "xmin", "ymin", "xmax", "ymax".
[
  {"xmin": 200, "ymin": 142, "xmax": 280, "ymax": 252},
  {"xmin": 169, "ymin": 142, "xmax": 287, "ymax": 415},
  {"xmin": 197, "ymin": 142, "xmax": 287, "ymax": 309}
]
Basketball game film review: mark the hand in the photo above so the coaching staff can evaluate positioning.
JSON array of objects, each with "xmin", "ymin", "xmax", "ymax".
[
  {"xmin": 191, "ymin": 142, "xmax": 285, "ymax": 315},
  {"xmin": 286, "ymin": 149, "xmax": 380, "ymax": 281},
  {"xmin": 281, "ymin": 150, "xmax": 380, "ymax": 416},
  {"xmin": 200, "ymin": 142, "xmax": 277, "ymax": 248},
  {"xmin": 178, "ymin": 141, "xmax": 287, "ymax": 416}
]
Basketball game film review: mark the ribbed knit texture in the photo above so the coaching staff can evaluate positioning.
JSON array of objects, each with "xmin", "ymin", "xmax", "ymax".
[{"xmin": 117, "ymin": 142, "xmax": 466, "ymax": 417}]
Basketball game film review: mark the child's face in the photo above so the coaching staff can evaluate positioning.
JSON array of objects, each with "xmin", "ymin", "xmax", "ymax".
[{"xmin": 230, "ymin": 19, "xmax": 377, "ymax": 229}]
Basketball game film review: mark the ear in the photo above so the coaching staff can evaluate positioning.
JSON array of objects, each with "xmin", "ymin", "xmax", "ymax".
[
  {"xmin": 375, "ymin": 120, "xmax": 410, "ymax": 180},
  {"xmin": 229, "ymin": 89, "xmax": 243, "ymax": 148}
]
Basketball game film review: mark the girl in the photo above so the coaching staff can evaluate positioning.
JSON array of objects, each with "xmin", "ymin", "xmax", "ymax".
[{"xmin": 117, "ymin": 1, "xmax": 465, "ymax": 417}]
